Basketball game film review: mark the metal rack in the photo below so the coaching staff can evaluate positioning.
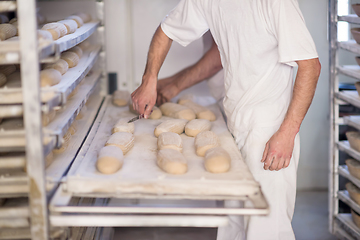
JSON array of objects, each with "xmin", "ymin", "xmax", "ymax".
[
  {"xmin": 0, "ymin": 0, "xmax": 107, "ymax": 239},
  {"xmin": 329, "ymin": 1, "xmax": 360, "ymax": 239}
]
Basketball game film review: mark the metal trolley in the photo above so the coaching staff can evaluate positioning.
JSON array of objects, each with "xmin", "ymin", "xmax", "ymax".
[
  {"xmin": 0, "ymin": 0, "xmax": 108, "ymax": 239},
  {"xmin": 0, "ymin": 1, "xmax": 269, "ymax": 239},
  {"xmin": 329, "ymin": 0, "xmax": 360, "ymax": 239}
]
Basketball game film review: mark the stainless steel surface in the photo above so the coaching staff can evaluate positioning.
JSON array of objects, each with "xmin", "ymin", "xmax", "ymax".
[
  {"xmin": 18, "ymin": 0, "xmax": 49, "ymax": 239},
  {"xmin": 339, "ymin": 165, "xmax": 360, "ymax": 189}
]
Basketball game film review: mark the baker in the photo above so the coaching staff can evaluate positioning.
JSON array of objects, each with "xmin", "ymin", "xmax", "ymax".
[{"xmin": 131, "ymin": 0, "xmax": 321, "ymax": 239}]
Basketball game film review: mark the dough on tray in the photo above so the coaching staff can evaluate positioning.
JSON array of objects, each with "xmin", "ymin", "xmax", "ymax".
[
  {"xmin": 105, "ymin": 132, "xmax": 135, "ymax": 155},
  {"xmin": 159, "ymin": 102, "xmax": 195, "ymax": 121},
  {"xmin": 75, "ymin": 13, "xmax": 92, "ymax": 23},
  {"xmin": 113, "ymin": 90, "xmax": 130, "ymax": 107},
  {"xmin": 154, "ymin": 119, "xmax": 188, "ymax": 137},
  {"xmin": 0, "ymin": 65, "xmax": 16, "ymax": 76},
  {"xmin": 53, "ymin": 132, "xmax": 71, "ymax": 154},
  {"xmin": 185, "ymin": 119, "xmax": 211, "ymax": 137},
  {"xmin": 178, "ymin": 99, "xmax": 216, "ymax": 121},
  {"xmin": 44, "ymin": 59, "xmax": 69, "ymax": 75},
  {"xmin": 157, "ymin": 149, "xmax": 187, "ymax": 174},
  {"xmin": 68, "ymin": 46, "xmax": 83, "ymax": 58},
  {"xmin": 204, "ymin": 147, "xmax": 231, "ymax": 173},
  {"xmin": 0, "ymin": 73, "xmax": 6, "ymax": 87},
  {"xmin": 37, "ymin": 30, "xmax": 53, "ymax": 41},
  {"xmin": 66, "ymin": 15, "xmax": 83, "ymax": 28},
  {"xmin": 346, "ymin": 182, "xmax": 360, "ymax": 205},
  {"xmin": 346, "ymin": 159, "xmax": 360, "ymax": 179},
  {"xmin": 40, "ymin": 69, "xmax": 62, "ymax": 87},
  {"xmin": 57, "ymin": 19, "xmax": 77, "ymax": 34},
  {"xmin": 42, "ymin": 22, "xmax": 68, "ymax": 39},
  {"xmin": 157, "ymin": 132, "xmax": 183, "ymax": 152},
  {"xmin": 0, "ymin": 24, "xmax": 17, "ymax": 41},
  {"xmin": 194, "ymin": 131, "xmax": 220, "ymax": 157},
  {"xmin": 346, "ymin": 131, "xmax": 360, "ymax": 152},
  {"xmin": 96, "ymin": 146, "xmax": 124, "ymax": 174},
  {"xmin": 61, "ymin": 52, "xmax": 80, "ymax": 68},
  {"xmin": 112, "ymin": 118, "xmax": 135, "ymax": 134}
]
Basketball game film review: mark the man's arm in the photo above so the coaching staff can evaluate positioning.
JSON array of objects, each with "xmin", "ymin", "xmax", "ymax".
[
  {"xmin": 131, "ymin": 26, "xmax": 173, "ymax": 118},
  {"xmin": 157, "ymin": 39, "xmax": 222, "ymax": 105},
  {"xmin": 261, "ymin": 58, "xmax": 321, "ymax": 171}
]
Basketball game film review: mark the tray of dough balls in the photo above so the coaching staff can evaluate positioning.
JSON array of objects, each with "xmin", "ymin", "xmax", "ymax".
[
  {"xmin": 0, "ymin": 42, "xmax": 101, "ymax": 111},
  {"xmin": 65, "ymin": 96, "xmax": 260, "ymax": 199}
]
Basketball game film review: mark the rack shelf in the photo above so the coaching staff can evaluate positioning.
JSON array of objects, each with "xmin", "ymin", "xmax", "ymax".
[
  {"xmin": 339, "ymin": 14, "xmax": 360, "ymax": 24},
  {"xmin": 336, "ymin": 91, "xmax": 360, "ymax": 109},
  {"xmin": 338, "ymin": 40, "xmax": 360, "ymax": 55},
  {"xmin": 0, "ymin": 45, "xmax": 101, "ymax": 118},
  {"xmin": 46, "ymin": 93, "xmax": 103, "ymax": 193},
  {"xmin": 344, "ymin": 115, "xmax": 360, "ymax": 131},
  {"xmin": 46, "ymin": 69, "xmax": 102, "ymax": 145},
  {"xmin": 339, "ymin": 165, "xmax": 360, "ymax": 189},
  {"xmin": 336, "ymin": 214, "xmax": 360, "ymax": 239},
  {"xmin": 55, "ymin": 21, "xmax": 100, "ymax": 53},
  {"xmin": 0, "ymin": 21, "xmax": 100, "ymax": 66},
  {"xmin": 338, "ymin": 191, "xmax": 360, "ymax": 215},
  {"xmin": 337, "ymin": 141, "xmax": 360, "ymax": 162},
  {"xmin": 338, "ymin": 65, "xmax": 360, "ymax": 81}
]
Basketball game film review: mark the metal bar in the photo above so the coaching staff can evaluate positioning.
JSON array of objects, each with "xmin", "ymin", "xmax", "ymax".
[
  {"xmin": 338, "ymin": 40, "xmax": 360, "ymax": 55},
  {"xmin": 336, "ymin": 214, "xmax": 360, "ymax": 239},
  {"xmin": 338, "ymin": 191, "xmax": 360, "ymax": 215},
  {"xmin": 338, "ymin": 14, "xmax": 360, "ymax": 24},
  {"xmin": 50, "ymin": 215, "xmax": 229, "ymax": 228},
  {"xmin": 17, "ymin": 0, "xmax": 49, "ymax": 239},
  {"xmin": 337, "ymin": 141, "xmax": 360, "ymax": 162},
  {"xmin": 329, "ymin": 0, "xmax": 338, "ymax": 234},
  {"xmin": 339, "ymin": 165, "xmax": 360, "ymax": 190}
]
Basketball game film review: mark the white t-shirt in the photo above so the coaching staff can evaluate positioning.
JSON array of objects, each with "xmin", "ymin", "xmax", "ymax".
[{"xmin": 161, "ymin": 0, "xmax": 318, "ymax": 139}]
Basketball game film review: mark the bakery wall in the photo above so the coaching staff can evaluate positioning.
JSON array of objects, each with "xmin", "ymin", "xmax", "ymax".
[{"xmin": 104, "ymin": 0, "xmax": 331, "ymax": 190}]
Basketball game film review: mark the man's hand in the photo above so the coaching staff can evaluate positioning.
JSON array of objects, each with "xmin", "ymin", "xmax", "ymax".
[
  {"xmin": 261, "ymin": 129, "xmax": 296, "ymax": 171},
  {"xmin": 131, "ymin": 78, "xmax": 157, "ymax": 119},
  {"xmin": 156, "ymin": 77, "xmax": 180, "ymax": 105}
]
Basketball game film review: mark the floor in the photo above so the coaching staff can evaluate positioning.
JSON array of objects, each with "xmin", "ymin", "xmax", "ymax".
[{"xmin": 113, "ymin": 191, "xmax": 337, "ymax": 240}]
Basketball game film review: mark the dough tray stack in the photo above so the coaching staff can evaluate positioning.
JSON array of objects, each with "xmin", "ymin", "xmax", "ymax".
[{"xmin": 49, "ymin": 96, "xmax": 269, "ymax": 228}]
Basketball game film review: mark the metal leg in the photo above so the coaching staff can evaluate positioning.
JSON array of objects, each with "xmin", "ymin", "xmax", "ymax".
[
  {"xmin": 17, "ymin": 0, "xmax": 49, "ymax": 239},
  {"xmin": 329, "ymin": 0, "xmax": 338, "ymax": 235}
]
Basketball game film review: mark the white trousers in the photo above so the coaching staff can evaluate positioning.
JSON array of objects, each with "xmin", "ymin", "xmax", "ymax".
[{"xmin": 217, "ymin": 126, "xmax": 300, "ymax": 240}]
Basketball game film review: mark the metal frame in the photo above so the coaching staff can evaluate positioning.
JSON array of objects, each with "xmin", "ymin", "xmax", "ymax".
[
  {"xmin": 0, "ymin": 1, "xmax": 107, "ymax": 239},
  {"xmin": 329, "ymin": 0, "xmax": 338, "ymax": 235},
  {"xmin": 329, "ymin": 0, "xmax": 360, "ymax": 238},
  {"xmin": 18, "ymin": 0, "xmax": 49, "ymax": 239}
]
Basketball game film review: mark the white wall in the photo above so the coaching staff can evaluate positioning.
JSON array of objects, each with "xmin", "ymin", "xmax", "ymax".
[
  {"xmin": 296, "ymin": 0, "xmax": 329, "ymax": 190},
  {"xmin": 105, "ymin": 0, "xmax": 331, "ymax": 190}
]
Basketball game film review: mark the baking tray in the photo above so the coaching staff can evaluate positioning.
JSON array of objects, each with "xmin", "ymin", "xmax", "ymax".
[
  {"xmin": 0, "ymin": 45, "xmax": 101, "ymax": 111},
  {"xmin": 65, "ymin": 97, "xmax": 260, "ymax": 199}
]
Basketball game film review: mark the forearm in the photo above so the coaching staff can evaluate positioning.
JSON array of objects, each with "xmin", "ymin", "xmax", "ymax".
[
  {"xmin": 173, "ymin": 41, "xmax": 222, "ymax": 91},
  {"xmin": 279, "ymin": 58, "xmax": 321, "ymax": 135},
  {"xmin": 143, "ymin": 26, "xmax": 173, "ymax": 85}
]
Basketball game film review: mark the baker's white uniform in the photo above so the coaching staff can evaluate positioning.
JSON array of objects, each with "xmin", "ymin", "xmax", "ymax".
[{"xmin": 161, "ymin": 0, "xmax": 318, "ymax": 239}]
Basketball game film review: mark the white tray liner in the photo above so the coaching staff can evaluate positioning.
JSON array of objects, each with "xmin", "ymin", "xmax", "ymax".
[{"xmin": 67, "ymin": 102, "xmax": 260, "ymax": 198}]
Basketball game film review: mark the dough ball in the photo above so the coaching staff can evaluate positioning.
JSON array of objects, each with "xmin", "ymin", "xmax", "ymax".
[
  {"xmin": 204, "ymin": 147, "xmax": 231, "ymax": 173},
  {"xmin": 96, "ymin": 146, "xmax": 124, "ymax": 174}
]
